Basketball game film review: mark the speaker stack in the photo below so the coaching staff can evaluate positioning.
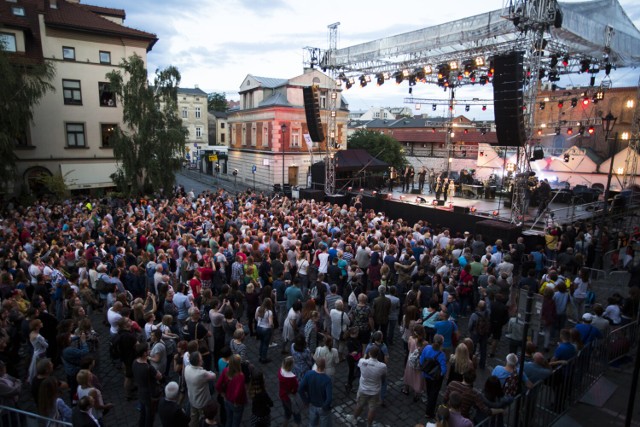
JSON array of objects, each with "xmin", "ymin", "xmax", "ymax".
[
  {"xmin": 303, "ymin": 86, "xmax": 325, "ymax": 142},
  {"xmin": 492, "ymin": 51, "xmax": 526, "ymax": 147}
]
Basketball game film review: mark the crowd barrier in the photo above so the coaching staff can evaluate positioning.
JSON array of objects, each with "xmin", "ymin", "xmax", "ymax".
[
  {"xmin": 0, "ymin": 405, "xmax": 72, "ymax": 427},
  {"xmin": 474, "ymin": 320, "xmax": 639, "ymax": 427}
]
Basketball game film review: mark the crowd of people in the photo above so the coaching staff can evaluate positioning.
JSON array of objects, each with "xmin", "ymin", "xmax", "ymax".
[{"xmin": 0, "ymin": 184, "xmax": 638, "ymax": 427}]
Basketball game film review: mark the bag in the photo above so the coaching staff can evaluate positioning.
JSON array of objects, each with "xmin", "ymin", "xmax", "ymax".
[
  {"xmin": 420, "ymin": 350, "xmax": 443, "ymax": 381},
  {"xmin": 503, "ymin": 371, "xmax": 519, "ymax": 397},
  {"xmin": 409, "ymin": 348, "xmax": 422, "ymax": 370},
  {"xmin": 476, "ymin": 312, "xmax": 490, "ymax": 337},
  {"xmin": 95, "ymin": 274, "xmax": 111, "ymax": 294}
]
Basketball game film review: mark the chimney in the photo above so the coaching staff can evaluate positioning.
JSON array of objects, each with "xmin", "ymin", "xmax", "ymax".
[{"xmin": 194, "ymin": 84, "xmax": 199, "ymax": 89}]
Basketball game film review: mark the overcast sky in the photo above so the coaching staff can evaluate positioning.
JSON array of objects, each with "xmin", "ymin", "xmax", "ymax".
[{"xmin": 87, "ymin": 0, "xmax": 640, "ymax": 120}]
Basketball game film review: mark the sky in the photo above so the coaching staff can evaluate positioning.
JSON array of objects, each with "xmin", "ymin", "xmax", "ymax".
[{"xmin": 87, "ymin": 0, "xmax": 640, "ymax": 120}]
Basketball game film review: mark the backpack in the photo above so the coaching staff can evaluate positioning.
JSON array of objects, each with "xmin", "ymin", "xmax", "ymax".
[
  {"xmin": 409, "ymin": 347, "xmax": 422, "ymax": 370},
  {"xmin": 476, "ymin": 312, "xmax": 490, "ymax": 337},
  {"xmin": 95, "ymin": 274, "xmax": 111, "ymax": 294},
  {"xmin": 503, "ymin": 371, "xmax": 519, "ymax": 397},
  {"xmin": 421, "ymin": 350, "xmax": 443, "ymax": 381}
]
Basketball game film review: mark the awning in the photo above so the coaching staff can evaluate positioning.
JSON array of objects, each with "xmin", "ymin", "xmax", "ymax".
[{"xmin": 60, "ymin": 162, "xmax": 118, "ymax": 190}]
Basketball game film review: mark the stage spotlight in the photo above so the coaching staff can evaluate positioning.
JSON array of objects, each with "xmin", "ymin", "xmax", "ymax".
[
  {"xmin": 588, "ymin": 126, "xmax": 595, "ymax": 135},
  {"xmin": 365, "ymin": 75, "xmax": 371, "ymax": 83},
  {"xmin": 533, "ymin": 145, "xmax": 545, "ymax": 160},
  {"xmin": 470, "ymin": 206, "xmax": 477, "ymax": 213},
  {"xmin": 578, "ymin": 126, "xmax": 585, "ymax": 135},
  {"xmin": 479, "ymin": 75, "xmax": 488, "ymax": 85},
  {"xmin": 582, "ymin": 97, "xmax": 589, "ymax": 106},
  {"xmin": 539, "ymin": 102, "xmax": 545, "ymax": 110},
  {"xmin": 432, "ymin": 104, "xmax": 437, "ymax": 111},
  {"xmin": 424, "ymin": 65, "xmax": 433, "ymax": 74},
  {"xmin": 465, "ymin": 105, "xmax": 470, "ymax": 112},
  {"xmin": 470, "ymin": 72, "xmax": 476, "ymax": 83},
  {"xmin": 555, "ymin": 127, "xmax": 561, "ymax": 135},
  {"xmin": 463, "ymin": 129, "xmax": 469, "ymax": 134},
  {"xmin": 562, "ymin": 55, "xmax": 569, "ymax": 67},
  {"xmin": 463, "ymin": 61, "xmax": 474, "ymax": 77},
  {"xmin": 482, "ymin": 105, "xmax": 487, "ymax": 111},
  {"xmin": 567, "ymin": 127, "xmax": 573, "ymax": 135},
  {"xmin": 558, "ymin": 100, "xmax": 564, "ymax": 108},
  {"xmin": 487, "ymin": 61, "xmax": 494, "ymax": 77},
  {"xmin": 537, "ymin": 129, "xmax": 542, "ymax": 136},
  {"xmin": 432, "ymin": 200, "xmax": 438, "ymax": 206},
  {"xmin": 402, "ymin": 69, "xmax": 410, "ymax": 77},
  {"xmin": 475, "ymin": 56, "xmax": 485, "ymax": 66},
  {"xmin": 564, "ymin": 153, "xmax": 570, "ymax": 162},
  {"xmin": 492, "ymin": 210, "xmax": 498, "ymax": 216},
  {"xmin": 345, "ymin": 80, "xmax": 353, "ymax": 89},
  {"xmin": 399, "ymin": 195, "xmax": 405, "ymax": 200},
  {"xmin": 376, "ymin": 73, "xmax": 385, "ymax": 86},
  {"xmin": 595, "ymin": 90, "xmax": 604, "ymax": 101},
  {"xmin": 415, "ymin": 103, "xmax": 421, "ymax": 110},
  {"xmin": 580, "ymin": 59, "xmax": 590, "ymax": 73},
  {"xmin": 449, "ymin": 60, "xmax": 458, "ymax": 70},
  {"xmin": 359, "ymin": 75, "xmax": 367, "ymax": 87},
  {"xmin": 359, "ymin": 188, "xmax": 364, "ymax": 193},
  {"xmin": 570, "ymin": 98, "xmax": 578, "ymax": 108},
  {"xmin": 416, "ymin": 197, "xmax": 427, "ymax": 204},
  {"xmin": 605, "ymin": 63, "xmax": 612, "ymax": 75},
  {"xmin": 372, "ymin": 191, "xmax": 377, "ymax": 196},
  {"xmin": 550, "ymin": 54, "xmax": 558, "ymax": 68}
]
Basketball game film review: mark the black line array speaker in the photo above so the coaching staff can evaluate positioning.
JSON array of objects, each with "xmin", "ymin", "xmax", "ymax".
[
  {"xmin": 303, "ymin": 86, "xmax": 325, "ymax": 142},
  {"xmin": 492, "ymin": 51, "xmax": 526, "ymax": 147}
]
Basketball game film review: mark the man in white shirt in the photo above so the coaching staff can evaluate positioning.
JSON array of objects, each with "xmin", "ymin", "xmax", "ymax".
[
  {"xmin": 184, "ymin": 352, "xmax": 216, "ymax": 427},
  {"xmin": 107, "ymin": 302, "xmax": 123, "ymax": 336},
  {"xmin": 346, "ymin": 346, "xmax": 387, "ymax": 426}
]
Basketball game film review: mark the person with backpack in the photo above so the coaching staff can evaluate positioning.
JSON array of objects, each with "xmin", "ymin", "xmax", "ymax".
[
  {"xmin": 420, "ymin": 334, "xmax": 447, "ymax": 421},
  {"xmin": 468, "ymin": 301, "xmax": 490, "ymax": 369},
  {"xmin": 490, "ymin": 353, "xmax": 532, "ymax": 397}
]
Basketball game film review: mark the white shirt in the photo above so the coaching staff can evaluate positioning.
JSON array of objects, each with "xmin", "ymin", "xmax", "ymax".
[
  {"xmin": 318, "ymin": 252, "xmax": 329, "ymax": 274},
  {"xmin": 255, "ymin": 309, "xmax": 273, "ymax": 329},
  {"xmin": 107, "ymin": 308, "xmax": 122, "ymax": 335}
]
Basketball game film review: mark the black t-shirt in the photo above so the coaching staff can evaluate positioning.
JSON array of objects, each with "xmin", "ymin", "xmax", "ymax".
[
  {"xmin": 185, "ymin": 320, "xmax": 208, "ymax": 342},
  {"xmin": 132, "ymin": 360, "xmax": 159, "ymax": 404}
]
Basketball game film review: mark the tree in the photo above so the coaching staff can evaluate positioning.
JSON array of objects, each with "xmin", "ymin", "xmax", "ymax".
[
  {"xmin": 0, "ymin": 45, "xmax": 55, "ymax": 184},
  {"xmin": 347, "ymin": 129, "xmax": 406, "ymax": 170},
  {"xmin": 207, "ymin": 92, "xmax": 228, "ymax": 112},
  {"xmin": 106, "ymin": 54, "xmax": 186, "ymax": 195}
]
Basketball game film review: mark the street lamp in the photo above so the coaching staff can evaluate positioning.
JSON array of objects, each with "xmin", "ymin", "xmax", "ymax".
[
  {"xmin": 602, "ymin": 112, "xmax": 618, "ymax": 218},
  {"xmin": 281, "ymin": 123, "xmax": 287, "ymax": 191}
]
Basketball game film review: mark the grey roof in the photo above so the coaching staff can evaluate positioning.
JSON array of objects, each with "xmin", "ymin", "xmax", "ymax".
[
  {"xmin": 340, "ymin": 97, "xmax": 350, "ymax": 111},
  {"xmin": 583, "ymin": 147, "xmax": 603, "ymax": 164},
  {"xmin": 364, "ymin": 118, "xmax": 401, "ymax": 128},
  {"xmin": 178, "ymin": 87, "xmax": 208, "ymax": 96},
  {"xmin": 251, "ymin": 75, "xmax": 289, "ymax": 89},
  {"xmin": 258, "ymin": 92, "xmax": 292, "ymax": 108},
  {"xmin": 210, "ymin": 111, "xmax": 228, "ymax": 119}
]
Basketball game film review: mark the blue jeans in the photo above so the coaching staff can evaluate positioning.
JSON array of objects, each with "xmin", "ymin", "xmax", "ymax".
[
  {"xmin": 224, "ymin": 400, "xmax": 244, "ymax": 427},
  {"xmin": 308, "ymin": 405, "xmax": 332, "ymax": 427},
  {"xmin": 257, "ymin": 326, "xmax": 273, "ymax": 361}
]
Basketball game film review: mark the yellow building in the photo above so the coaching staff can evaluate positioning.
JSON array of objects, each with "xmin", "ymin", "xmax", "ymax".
[{"xmin": 1, "ymin": 0, "xmax": 156, "ymax": 193}]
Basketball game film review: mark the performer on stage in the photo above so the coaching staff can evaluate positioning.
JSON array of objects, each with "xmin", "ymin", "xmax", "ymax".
[
  {"xmin": 402, "ymin": 166, "xmax": 411, "ymax": 192},
  {"xmin": 418, "ymin": 167, "xmax": 426, "ymax": 193},
  {"xmin": 435, "ymin": 177, "xmax": 442, "ymax": 200},
  {"xmin": 428, "ymin": 170, "xmax": 436, "ymax": 194},
  {"xmin": 388, "ymin": 167, "xmax": 397, "ymax": 192},
  {"xmin": 442, "ymin": 178, "xmax": 449, "ymax": 202},
  {"xmin": 448, "ymin": 179, "xmax": 456, "ymax": 202}
]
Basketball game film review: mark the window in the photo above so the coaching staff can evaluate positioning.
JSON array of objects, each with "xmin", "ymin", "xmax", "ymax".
[
  {"xmin": 251, "ymin": 124, "xmax": 257, "ymax": 146},
  {"xmin": 62, "ymin": 79, "xmax": 82, "ymax": 105},
  {"xmin": 101, "ymin": 124, "xmax": 117, "ymax": 147},
  {"xmin": 291, "ymin": 129, "xmax": 300, "ymax": 147},
  {"xmin": 182, "ymin": 108, "xmax": 188, "ymax": 118},
  {"xmin": 195, "ymin": 107, "xmax": 201, "ymax": 118},
  {"xmin": 11, "ymin": 7, "xmax": 25, "ymax": 16},
  {"xmin": 66, "ymin": 123, "xmax": 86, "ymax": 147},
  {"xmin": 196, "ymin": 127, "xmax": 202, "ymax": 139},
  {"xmin": 99, "ymin": 51, "xmax": 111, "ymax": 64},
  {"xmin": 241, "ymin": 124, "xmax": 246, "ymax": 145},
  {"xmin": 320, "ymin": 93, "xmax": 327, "ymax": 109},
  {"xmin": 0, "ymin": 33, "xmax": 17, "ymax": 52},
  {"xmin": 262, "ymin": 125, "xmax": 269, "ymax": 147},
  {"xmin": 98, "ymin": 82, "xmax": 116, "ymax": 107},
  {"xmin": 62, "ymin": 46, "xmax": 75, "ymax": 61},
  {"xmin": 220, "ymin": 133, "xmax": 225, "ymax": 143},
  {"xmin": 220, "ymin": 123, "xmax": 225, "ymax": 129}
]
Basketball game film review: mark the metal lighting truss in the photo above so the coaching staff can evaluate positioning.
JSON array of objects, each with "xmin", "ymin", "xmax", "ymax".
[
  {"xmin": 325, "ymin": 22, "xmax": 340, "ymax": 196},
  {"xmin": 622, "ymin": 76, "xmax": 640, "ymax": 188}
]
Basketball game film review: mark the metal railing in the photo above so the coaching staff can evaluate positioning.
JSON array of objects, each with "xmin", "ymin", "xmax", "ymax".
[
  {"xmin": 0, "ymin": 405, "xmax": 72, "ymax": 427},
  {"xmin": 474, "ymin": 320, "xmax": 640, "ymax": 427}
]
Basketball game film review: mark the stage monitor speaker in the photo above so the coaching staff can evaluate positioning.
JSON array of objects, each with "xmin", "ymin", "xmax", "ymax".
[
  {"xmin": 453, "ymin": 206, "xmax": 470, "ymax": 214},
  {"xmin": 410, "ymin": 189, "xmax": 421, "ymax": 194},
  {"xmin": 437, "ymin": 200, "xmax": 445, "ymax": 206},
  {"xmin": 303, "ymin": 86, "xmax": 325, "ymax": 142},
  {"xmin": 492, "ymin": 51, "xmax": 526, "ymax": 147}
]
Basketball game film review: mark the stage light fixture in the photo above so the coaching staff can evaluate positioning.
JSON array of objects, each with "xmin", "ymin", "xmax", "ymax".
[
  {"xmin": 539, "ymin": 69, "xmax": 546, "ymax": 80},
  {"xmin": 359, "ymin": 188, "xmax": 364, "ymax": 193},
  {"xmin": 539, "ymin": 102, "xmax": 545, "ymax": 110},
  {"xmin": 479, "ymin": 75, "xmax": 488, "ymax": 85},
  {"xmin": 365, "ymin": 75, "xmax": 371, "ymax": 83},
  {"xmin": 506, "ymin": 162, "xmax": 516, "ymax": 172},
  {"xmin": 470, "ymin": 206, "xmax": 477, "ymax": 213},
  {"xmin": 376, "ymin": 73, "xmax": 385, "ymax": 86},
  {"xmin": 475, "ymin": 56, "xmax": 485, "ymax": 66},
  {"xmin": 533, "ymin": 145, "xmax": 545, "ymax": 160},
  {"xmin": 335, "ymin": 78, "xmax": 342, "ymax": 87},
  {"xmin": 567, "ymin": 127, "xmax": 573, "ymax": 135},
  {"xmin": 588, "ymin": 126, "xmax": 595, "ymax": 135},
  {"xmin": 395, "ymin": 72, "xmax": 403, "ymax": 84},
  {"xmin": 347, "ymin": 187, "xmax": 352, "ymax": 191},
  {"xmin": 432, "ymin": 200, "xmax": 438, "ymax": 206},
  {"xmin": 582, "ymin": 97, "xmax": 589, "ymax": 106},
  {"xmin": 537, "ymin": 129, "xmax": 542, "ymax": 135},
  {"xmin": 558, "ymin": 100, "xmax": 564, "ymax": 108},
  {"xmin": 424, "ymin": 65, "xmax": 433, "ymax": 74},
  {"xmin": 345, "ymin": 80, "xmax": 353, "ymax": 89},
  {"xmin": 580, "ymin": 59, "xmax": 591, "ymax": 73},
  {"xmin": 590, "ymin": 76, "xmax": 596, "ymax": 86},
  {"xmin": 562, "ymin": 55, "xmax": 569, "ymax": 67},
  {"xmin": 550, "ymin": 54, "xmax": 558, "ymax": 68},
  {"xmin": 359, "ymin": 75, "xmax": 367, "ymax": 87},
  {"xmin": 465, "ymin": 105, "xmax": 470, "ymax": 112},
  {"xmin": 605, "ymin": 63, "xmax": 612, "ymax": 75},
  {"xmin": 348, "ymin": 77, "xmax": 355, "ymax": 85},
  {"xmin": 564, "ymin": 153, "xmax": 570, "ymax": 162},
  {"xmin": 415, "ymin": 103, "xmax": 421, "ymax": 110},
  {"xmin": 487, "ymin": 61, "xmax": 494, "ymax": 77},
  {"xmin": 578, "ymin": 126, "xmax": 585, "ymax": 135},
  {"xmin": 383, "ymin": 72, "xmax": 391, "ymax": 80},
  {"xmin": 570, "ymin": 98, "xmax": 578, "ymax": 108},
  {"xmin": 482, "ymin": 105, "xmax": 487, "ymax": 111},
  {"xmin": 492, "ymin": 211, "xmax": 498, "ymax": 217},
  {"xmin": 470, "ymin": 72, "xmax": 476, "ymax": 83},
  {"xmin": 595, "ymin": 90, "xmax": 604, "ymax": 101},
  {"xmin": 480, "ymin": 128, "xmax": 488, "ymax": 135},
  {"xmin": 399, "ymin": 195, "xmax": 405, "ymax": 200},
  {"xmin": 463, "ymin": 61, "xmax": 474, "ymax": 77},
  {"xmin": 463, "ymin": 129, "xmax": 469, "ymax": 134},
  {"xmin": 555, "ymin": 127, "xmax": 561, "ymax": 135},
  {"xmin": 402, "ymin": 69, "xmax": 410, "ymax": 78},
  {"xmin": 449, "ymin": 60, "xmax": 458, "ymax": 70},
  {"xmin": 372, "ymin": 191, "xmax": 377, "ymax": 196},
  {"xmin": 432, "ymin": 104, "xmax": 437, "ymax": 111}
]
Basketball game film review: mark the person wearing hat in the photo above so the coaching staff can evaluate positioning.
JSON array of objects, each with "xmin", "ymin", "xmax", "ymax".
[{"xmin": 576, "ymin": 313, "xmax": 602, "ymax": 347}]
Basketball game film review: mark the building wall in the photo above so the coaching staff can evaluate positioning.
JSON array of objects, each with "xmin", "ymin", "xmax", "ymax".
[
  {"xmin": 16, "ymin": 18, "xmax": 150, "ymax": 191},
  {"xmin": 178, "ymin": 90, "xmax": 208, "ymax": 156}
]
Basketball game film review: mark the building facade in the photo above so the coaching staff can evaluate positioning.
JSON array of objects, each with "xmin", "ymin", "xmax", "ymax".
[
  {"xmin": 1, "ymin": 0, "xmax": 156, "ymax": 194},
  {"xmin": 225, "ymin": 69, "xmax": 349, "ymax": 189},
  {"xmin": 178, "ymin": 87, "xmax": 208, "ymax": 165}
]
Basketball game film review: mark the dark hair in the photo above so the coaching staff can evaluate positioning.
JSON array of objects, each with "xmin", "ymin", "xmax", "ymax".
[
  {"xmin": 220, "ymin": 346, "xmax": 232, "ymax": 358},
  {"xmin": 293, "ymin": 334, "xmax": 306, "ymax": 353},
  {"xmin": 134, "ymin": 342, "xmax": 148, "ymax": 358},
  {"xmin": 202, "ymin": 400, "xmax": 219, "ymax": 420},
  {"xmin": 483, "ymin": 375, "xmax": 504, "ymax": 401}
]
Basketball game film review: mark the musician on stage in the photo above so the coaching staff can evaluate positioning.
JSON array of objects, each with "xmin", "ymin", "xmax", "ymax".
[
  {"xmin": 418, "ymin": 167, "xmax": 427, "ymax": 193},
  {"xmin": 428, "ymin": 170, "xmax": 436, "ymax": 194},
  {"xmin": 435, "ymin": 176, "xmax": 442, "ymax": 200},
  {"xmin": 402, "ymin": 166, "xmax": 412, "ymax": 192},
  {"xmin": 442, "ymin": 178, "xmax": 449, "ymax": 202},
  {"xmin": 388, "ymin": 167, "xmax": 397, "ymax": 192},
  {"xmin": 536, "ymin": 178, "xmax": 552, "ymax": 217},
  {"xmin": 448, "ymin": 178, "xmax": 456, "ymax": 202}
]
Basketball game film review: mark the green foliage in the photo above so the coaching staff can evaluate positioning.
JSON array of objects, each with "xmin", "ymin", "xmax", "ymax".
[
  {"xmin": 34, "ymin": 171, "xmax": 71, "ymax": 200},
  {"xmin": 106, "ymin": 54, "xmax": 186, "ymax": 195},
  {"xmin": 0, "ymin": 45, "xmax": 55, "ymax": 183},
  {"xmin": 347, "ymin": 129, "xmax": 406, "ymax": 170},
  {"xmin": 207, "ymin": 92, "xmax": 228, "ymax": 112}
]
